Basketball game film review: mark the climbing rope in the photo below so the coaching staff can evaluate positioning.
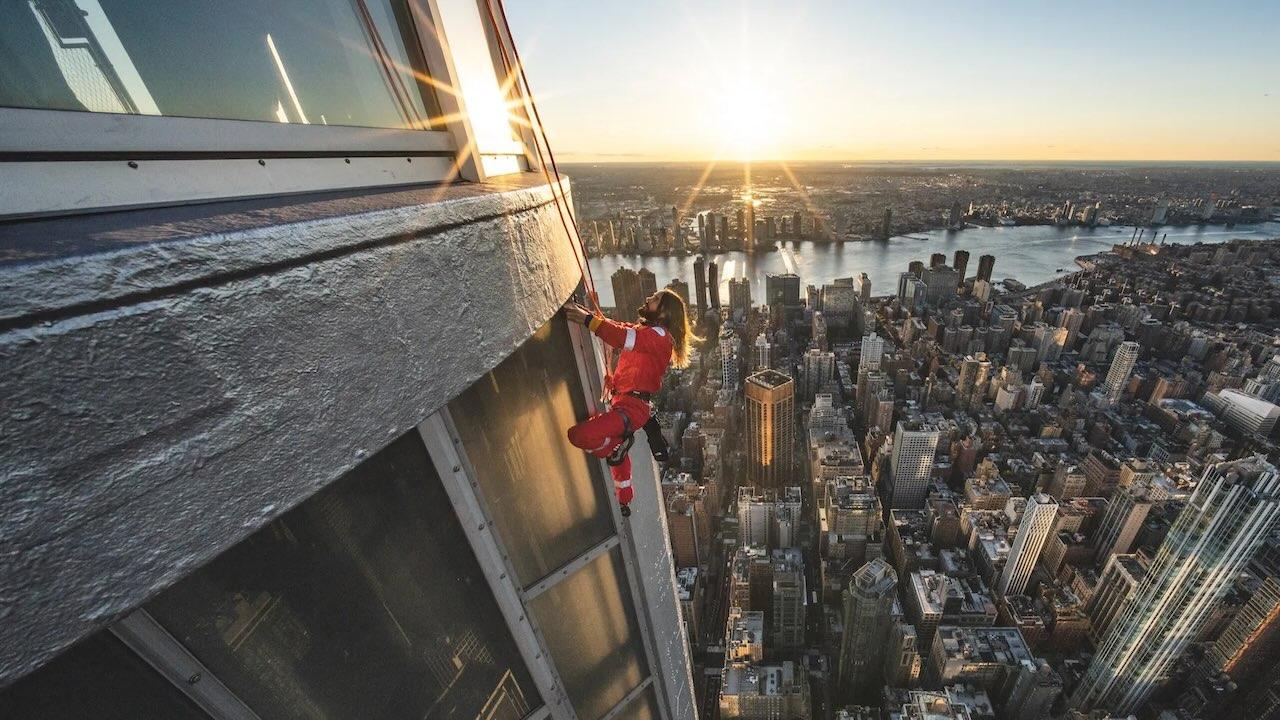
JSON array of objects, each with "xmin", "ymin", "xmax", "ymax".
[{"xmin": 481, "ymin": 0, "xmax": 603, "ymax": 314}]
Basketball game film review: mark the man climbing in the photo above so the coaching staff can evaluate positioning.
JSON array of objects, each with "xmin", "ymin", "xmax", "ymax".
[{"xmin": 564, "ymin": 288, "xmax": 698, "ymax": 515}]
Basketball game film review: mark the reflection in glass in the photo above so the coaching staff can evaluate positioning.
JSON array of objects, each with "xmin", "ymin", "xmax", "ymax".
[
  {"xmin": 450, "ymin": 317, "xmax": 616, "ymax": 586},
  {"xmin": 614, "ymin": 688, "xmax": 661, "ymax": 720},
  {"xmin": 530, "ymin": 549, "xmax": 648, "ymax": 720},
  {"xmin": 0, "ymin": 630, "xmax": 207, "ymax": 720},
  {"xmin": 147, "ymin": 432, "xmax": 539, "ymax": 720},
  {"xmin": 0, "ymin": 0, "xmax": 441, "ymax": 129}
]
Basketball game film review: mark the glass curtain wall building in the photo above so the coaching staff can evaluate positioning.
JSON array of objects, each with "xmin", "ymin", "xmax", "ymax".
[
  {"xmin": 1070, "ymin": 456, "xmax": 1280, "ymax": 715},
  {"xmin": 0, "ymin": 2, "xmax": 695, "ymax": 720}
]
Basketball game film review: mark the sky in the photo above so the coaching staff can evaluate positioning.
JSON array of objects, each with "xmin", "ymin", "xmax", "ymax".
[{"xmin": 502, "ymin": 0, "xmax": 1280, "ymax": 163}]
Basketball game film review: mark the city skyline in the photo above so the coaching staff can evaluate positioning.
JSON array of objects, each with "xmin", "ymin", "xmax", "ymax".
[{"xmin": 505, "ymin": 0, "xmax": 1280, "ymax": 163}]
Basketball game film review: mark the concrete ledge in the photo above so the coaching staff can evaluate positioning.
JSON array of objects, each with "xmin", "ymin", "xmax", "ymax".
[
  {"xmin": 0, "ymin": 174, "xmax": 582, "ymax": 683},
  {"xmin": 622, "ymin": 433, "xmax": 698, "ymax": 720}
]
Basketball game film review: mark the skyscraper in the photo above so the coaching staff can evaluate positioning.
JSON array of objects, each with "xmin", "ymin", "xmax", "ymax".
[
  {"xmin": 720, "ymin": 329, "xmax": 740, "ymax": 390},
  {"xmin": 839, "ymin": 557, "xmax": 898, "ymax": 701},
  {"xmin": 754, "ymin": 333, "xmax": 771, "ymax": 371},
  {"xmin": 952, "ymin": 250, "xmax": 970, "ymax": 280},
  {"xmin": 1072, "ymin": 457, "xmax": 1280, "ymax": 714},
  {"xmin": 708, "ymin": 260, "xmax": 721, "ymax": 308},
  {"xmin": 694, "ymin": 255, "xmax": 708, "ymax": 309},
  {"xmin": 801, "ymin": 348, "xmax": 835, "ymax": 400},
  {"xmin": 997, "ymin": 493, "xmax": 1058, "ymax": 596},
  {"xmin": 729, "ymin": 277, "xmax": 751, "ymax": 317},
  {"xmin": 765, "ymin": 272, "xmax": 802, "ymax": 307},
  {"xmin": 976, "ymin": 254, "xmax": 995, "ymax": 282},
  {"xmin": 1102, "ymin": 341, "xmax": 1139, "ymax": 406},
  {"xmin": 888, "ymin": 421, "xmax": 941, "ymax": 509},
  {"xmin": 638, "ymin": 267, "xmax": 657, "ymax": 302},
  {"xmin": 745, "ymin": 370, "xmax": 795, "ymax": 489},
  {"xmin": 1093, "ymin": 483, "xmax": 1152, "ymax": 566},
  {"xmin": 611, "ymin": 267, "xmax": 643, "ymax": 320},
  {"xmin": 860, "ymin": 332, "xmax": 885, "ymax": 372}
]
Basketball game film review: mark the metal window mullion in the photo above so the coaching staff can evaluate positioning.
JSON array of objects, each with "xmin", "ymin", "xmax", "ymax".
[
  {"xmin": 598, "ymin": 676, "xmax": 654, "ymax": 720},
  {"xmin": 523, "ymin": 534, "xmax": 620, "ymax": 601},
  {"xmin": 414, "ymin": 0, "xmax": 485, "ymax": 182},
  {"xmin": 564, "ymin": 314, "xmax": 678, "ymax": 720},
  {"xmin": 109, "ymin": 609, "xmax": 262, "ymax": 720},
  {"xmin": 418, "ymin": 411, "xmax": 575, "ymax": 720}
]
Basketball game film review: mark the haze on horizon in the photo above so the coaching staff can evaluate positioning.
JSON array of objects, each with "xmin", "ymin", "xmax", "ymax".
[{"xmin": 504, "ymin": 0, "xmax": 1280, "ymax": 164}]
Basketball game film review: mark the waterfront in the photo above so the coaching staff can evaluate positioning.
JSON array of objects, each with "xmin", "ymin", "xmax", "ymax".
[{"xmin": 586, "ymin": 221, "xmax": 1280, "ymax": 307}]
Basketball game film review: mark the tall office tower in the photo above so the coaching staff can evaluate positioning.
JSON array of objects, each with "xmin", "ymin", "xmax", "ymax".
[
  {"xmin": 694, "ymin": 255, "xmax": 708, "ymax": 309},
  {"xmin": 929, "ymin": 253, "xmax": 946, "ymax": 269},
  {"xmin": 1058, "ymin": 307, "xmax": 1084, "ymax": 348},
  {"xmin": 1198, "ymin": 561, "xmax": 1280, "ymax": 684},
  {"xmin": 839, "ymin": 558, "xmax": 898, "ymax": 701},
  {"xmin": 771, "ymin": 550, "xmax": 806, "ymax": 650},
  {"xmin": 1072, "ymin": 457, "xmax": 1280, "ymax": 715},
  {"xmin": 745, "ymin": 370, "xmax": 796, "ymax": 489},
  {"xmin": 728, "ymin": 277, "xmax": 751, "ymax": 317},
  {"xmin": 997, "ymin": 493, "xmax": 1058, "ymax": 596},
  {"xmin": 948, "ymin": 202, "xmax": 963, "ymax": 229},
  {"xmin": 854, "ymin": 273, "xmax": 872, "ymax": 304},
  {"xmin": 921, "ymin": 264, "xmax": 959, "ymax": 306},
  {"xmin": 976, "ymin": 254, "xmax": 995, "ymax": 282},
  {"xmin": 821, "ymin": 282, "xmax": 860, "ymax": 335},
  {"xmin": 952, "ymin": 250, "xmax": 970, "ymax": 281},
  {"xmin": 738, "ymin": 486, "xmax": 776, "ymax": 547},
  {"xmin": 1004, "ymin": 659, "xmax": 1063, "ymax": 720},
  {"xmin": 801, "ymin": 349, "xmax": 835, "ymax": 400},
  {"xmin": 1102, "ymin": 341, "xmax": 1140, "ymax": 406},
  {"xmin": 888, "ymin": 421, "xmax": 941, "ymax": 509},
  {"xmin": 1087, "ymin": 554, "xmax": 1146, "ymax": 644},
  {"xmin": 1093, "ymin": 484, "xmax": 1152, "ymax": 566},
  {"xmin": 754, "ymin": 333, "xmax": 771, "ymax": 371},
  {"xmin": 0, "ymin": 4, "xmax": 696, "ymax": 714},
  {"xmin": 720, "ymin": 329, "xmax": 740, "ymax": 390},
  {"xmin": 792, "ymin": 211, "xmax": 803, "ymax": 237},
  {"xmin": 897, "ymin": 272, "xmax": 914, "ymax": 302},
  {"xmin": 907, "ymin": 260, "xmax": 925, "ymax": 278},
  {"xmin": 708, "ymin": 260, "xmax": 721, "ymax": 308},
  {"xmin": 611, "ymin": 267, "xmax": 644, "ymax": 319},
  {"xmin": 719, "ymin": 216, "xmax": 729, "ymax": 250},
  {"xmin": 884, "ymin": 623, "xmax": 922, "ymax": 688},
  {"xmin": 745, "ymin": 198, "xmax": 756, "ymax": 249},
  {"xmin": 880, "ymin": 207, "xmax": 893, "ymax": 240},
  {"xmin": 765, "ymin": 272, "xmax": 802, "ymax": 307},
  {"xmin": 667, "ymin": 278, "xmax": 689, "ymax": 305},
  {"xmin": 638, "ymin": 267, "xmax": 657, "ymax": 300},
  {"xmin": 861, "ymin": 332, "xmax": 885, "ymax": 372}
]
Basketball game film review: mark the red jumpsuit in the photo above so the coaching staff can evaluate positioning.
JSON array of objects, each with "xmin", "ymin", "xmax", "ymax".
[{"xmin": 566, "ymin": 314, "xmax": 673, "ymax": 506}]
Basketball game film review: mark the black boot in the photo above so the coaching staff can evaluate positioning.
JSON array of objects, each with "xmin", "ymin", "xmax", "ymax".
[
  {"xmin": 642, "ymin": 417, "xmax": 670, "ymax": 462},
  {"xmin": 606, "ymin": 435, "xmax": 634, "ymax": 466}
]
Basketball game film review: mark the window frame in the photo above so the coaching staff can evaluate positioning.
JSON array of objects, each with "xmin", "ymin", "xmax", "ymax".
[{"xmin": 0, "ymin": 0, "xmax": 540, "ymax": 219}]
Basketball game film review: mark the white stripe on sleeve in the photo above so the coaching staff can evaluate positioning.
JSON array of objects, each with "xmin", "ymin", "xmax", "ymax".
[{"xmin": 624, "ymin": 328, "xmax": 637, "ymax": 350}]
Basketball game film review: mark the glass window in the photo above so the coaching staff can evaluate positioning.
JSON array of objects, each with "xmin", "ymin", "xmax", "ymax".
[
  {"xmin": 0, "ymin": 629, "xmax": 207, "ymax": 720},
  {"xmin": 433, "ymin": 0, "xmax": 523, "ymax": 155},
  {"xmin": 530, "ymin": 549, "xmax": 648, "ymax": 720},
  {"xmin": 450, "ymin": 317, "xmax": 616, "ymax": 586},
  {"xmin": 614, "ymin": 688, "xmax": 661, "ymax": 720},
  {"xmin": 146, "ymin": 432, "xmax": 539, "ymax": 720},
  {"xmin": 0, "ymin": 0, "xmax": 440, "ymax": 129}
]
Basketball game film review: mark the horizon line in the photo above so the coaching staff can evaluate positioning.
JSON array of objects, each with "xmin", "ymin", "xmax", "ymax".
[{"xmin": 556, "ymin": 157, "xmax": 1280, "ymax": 166}]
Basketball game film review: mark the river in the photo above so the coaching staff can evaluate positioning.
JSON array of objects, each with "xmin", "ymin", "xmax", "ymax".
[{"xmin": 585, "ymin": 222, "xmax": 1280, "ymax": 307}]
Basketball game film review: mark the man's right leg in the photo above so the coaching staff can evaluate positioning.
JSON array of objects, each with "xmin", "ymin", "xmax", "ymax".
[{"xmin": 567, "ymin": 410, "xmax": 627, "ymax": 459}]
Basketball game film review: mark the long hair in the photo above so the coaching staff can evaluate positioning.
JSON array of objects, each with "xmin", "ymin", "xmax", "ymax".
[{"xmin": 656, "ymin": 288, "xmax": 700, "ymax": 368}]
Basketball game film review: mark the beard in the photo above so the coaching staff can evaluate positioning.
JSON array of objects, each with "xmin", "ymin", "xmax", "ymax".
[{"xmin": 638, "ymin": 305, "xmax": 661, "ymax": 323}]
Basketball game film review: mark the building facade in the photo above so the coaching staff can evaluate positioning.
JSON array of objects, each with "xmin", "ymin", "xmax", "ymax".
[{"xmin": 1072, "ymin": 457, "xmax": 1280, "ymax": 714}]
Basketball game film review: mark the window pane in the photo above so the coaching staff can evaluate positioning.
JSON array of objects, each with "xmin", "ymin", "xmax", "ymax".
[
  {"xmin": 146, "ymin": 432, "xmax": 540, "ymax": 720},
  {"xmin": 0, "ymin": 0, "xmax": 440, "ymax": 129},
  {"xmin": 0, "ymin": 630, "xmax": 207, "ymax": 720},
  {"xmin": 450, "ymin": 318, "xmax": 616, "ymax": 585},
  {"xmin": 614, "ymin": 688, "xmax": 661, "ymax": 720},
  {"xmin": 530, "ymin": 549, "xmax": 648, "ymax": 720}
]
